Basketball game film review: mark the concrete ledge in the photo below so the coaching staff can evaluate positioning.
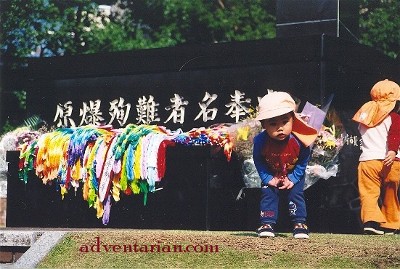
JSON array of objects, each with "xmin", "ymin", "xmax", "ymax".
[
  {"xmin": 0, "ymin": 231, "xmax": 43, "ymax": 247},
  {"xmin": 13, "ymin": 231, "xmax": 66, "ymax": 268}
]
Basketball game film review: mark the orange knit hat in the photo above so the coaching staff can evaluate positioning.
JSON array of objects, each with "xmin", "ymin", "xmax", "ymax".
[{"xmin": 353, "ymin": 79, "xmax": 400, "ymax": 127}]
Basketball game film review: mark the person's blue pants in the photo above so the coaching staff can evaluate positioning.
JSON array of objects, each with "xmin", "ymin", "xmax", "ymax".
[{"xmin": 260, "ymin": 178, "xmax": 307, "ymax": 225}]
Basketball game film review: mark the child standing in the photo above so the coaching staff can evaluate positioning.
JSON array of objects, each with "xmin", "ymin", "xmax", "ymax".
[
  {"xmin": 253, "ymin": 91, "xmax": 318, "ymax": 238},
  {"xmin": 352, "ymin": 79, "xmax": 400, "ymax": 235}
]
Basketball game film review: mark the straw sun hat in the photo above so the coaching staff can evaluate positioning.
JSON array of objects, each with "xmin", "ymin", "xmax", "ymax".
[{"xmin": 255, "ymin": 91, "xmax": 318, "ymax": 147}]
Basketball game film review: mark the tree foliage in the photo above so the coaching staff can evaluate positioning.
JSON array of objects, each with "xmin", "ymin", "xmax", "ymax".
[
  {"xmin": 140, "ymin": 0, "xmax": 277, "ymax": 44},
  {"xmin": 0, "ymin": 0, "xmax": 398, "ymax": 58},
  {"xmin": 0, "ymin": 0, "xmax": 104, "ymax": 57},
  {"xmin": 86, "ymin": 0, "xmax": 276, "ymax": 52},
  {"xmin": 1, "ymin": 0, "xmax": 276, "ymax": 55},
  {"xmin": 359, "ymin": 0, "xmax": 400, "ymax": 58}
]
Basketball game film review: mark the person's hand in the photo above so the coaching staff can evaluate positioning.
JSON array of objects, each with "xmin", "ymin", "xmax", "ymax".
[
  {"xmin": 278, "ymin": 176, "xmax": 294, "ymax": 190},
  {"xmin": 383, "ymin": 151, "xmax": 396, "ymax": 166},
  {"xmin": 267, "ymin": 177, "xmax": 282, "ymax": 188}
]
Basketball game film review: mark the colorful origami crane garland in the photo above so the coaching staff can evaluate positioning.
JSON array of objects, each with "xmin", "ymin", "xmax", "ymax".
[{"xmin": 18, "ymin": 124, "xmax": 233, "ymax": 224}]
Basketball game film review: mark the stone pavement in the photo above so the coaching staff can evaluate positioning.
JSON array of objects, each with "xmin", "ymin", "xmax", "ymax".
[{"xmin": 0, "ymin": 228, "xmax": 67, "ymax": 268}]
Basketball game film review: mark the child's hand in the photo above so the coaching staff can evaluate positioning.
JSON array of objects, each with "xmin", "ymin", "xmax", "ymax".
[
  {"xmin": 278, "ymin": 176, "xmax": 294, "ymax": 190},
  {"xmin": 268, "ymin": 177, "xmax": 282, "ymax": 188},
  {"xmin": 383, "ymin": 151, "xmax": 396, "ymax": 166}
]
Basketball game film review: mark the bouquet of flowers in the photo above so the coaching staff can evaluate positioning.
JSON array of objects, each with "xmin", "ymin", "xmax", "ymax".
[
  {"xmin": 304, "ymin": 122, "xmax": 345, "ymax": 190},
  {"xmin": 227, "ymin": 106, "xmax": 262, "ymax": 188}
]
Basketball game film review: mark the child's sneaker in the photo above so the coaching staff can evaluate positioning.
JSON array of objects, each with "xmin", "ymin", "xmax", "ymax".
[
  {"xmin": 363, "ymin": 221, "xmax": 384, "ymax": 235},
  {"xmin": 257, "ymin": 223, "xmax": 275, "ymax": 237},
  {"xmin": 293, "ymin": 223, "xmax": 309, "ymax": 239}
]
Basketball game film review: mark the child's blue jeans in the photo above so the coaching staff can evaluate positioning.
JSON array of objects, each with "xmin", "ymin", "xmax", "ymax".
[{"xmin": 260, "ymin": 177, "xmax": 307, "ymax": 225}]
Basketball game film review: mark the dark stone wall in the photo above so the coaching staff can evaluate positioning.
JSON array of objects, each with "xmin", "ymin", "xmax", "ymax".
[{"xmin": 4, "ymin": 35, "xmax": 400, "ymax": 233}]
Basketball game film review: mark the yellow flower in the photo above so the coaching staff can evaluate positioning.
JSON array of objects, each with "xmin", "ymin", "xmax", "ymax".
[
  {"xmin": 324, "ymin": 139, "xmax": 336, "ymax": 149},
  {"xmin": 236, "ymin": 126, "xmax": 250, "ymax": 141}
]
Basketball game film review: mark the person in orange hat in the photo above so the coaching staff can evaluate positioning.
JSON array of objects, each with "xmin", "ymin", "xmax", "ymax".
[
  {"xmin": 253, "ymin": 91, "xmax": 318, "ymax": 239},
  {"xmin": 353, "ymin": 79, "xmax": 400, "ymax": 235}
]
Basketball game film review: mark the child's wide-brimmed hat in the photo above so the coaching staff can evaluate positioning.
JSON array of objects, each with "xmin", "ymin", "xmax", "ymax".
[
  {"xmin": 353, "ymin": 79, "xmax": 400, "ymax": 127},
  {"xmin": 255, "ymin": 91, "xmax": 318, "ymax": 147}
]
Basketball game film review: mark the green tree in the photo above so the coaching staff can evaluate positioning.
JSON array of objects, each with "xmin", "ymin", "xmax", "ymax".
[
  {"xmin": 0, "ymin": 0, "xmax": 102, "ymax": 57},
  {"xmin": 2, "ymin": 0, "xmax": 400, "ymax": 58},
  {"xmin": 114, "ymin": 0, "xmax": 276, "ymax": 46},
  {"xmin": 1, "ymin": 0, "xmax": 52, "ymax": 57},
  {"xmin": 1, "ymin": 0, "xmax": 277, "ymax": 56},
  {"xmin": 84, "ymin": 5, "xmax": 158, "ymax": 52},
  {"xmin": 359, "ymin": 0, "xmax": 400, "ymax": 58}
]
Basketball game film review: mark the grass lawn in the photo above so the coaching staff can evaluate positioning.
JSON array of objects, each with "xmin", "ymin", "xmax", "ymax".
[{"xmin": 37, "ymin": 229, "xmax": 399, "ymax": 268}]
